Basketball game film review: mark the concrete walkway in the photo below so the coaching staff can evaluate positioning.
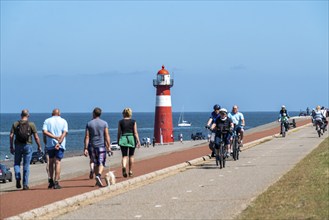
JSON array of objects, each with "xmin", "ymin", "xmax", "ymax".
[{"xmin": 53, "ymin": 123, "xmax": 327, "ymax": 220}]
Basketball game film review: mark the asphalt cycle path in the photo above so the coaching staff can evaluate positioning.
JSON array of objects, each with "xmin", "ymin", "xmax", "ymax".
[
  {"xmin": 55, "ymin": 123, "xmax": 327, "ymax": 220},
  {"xmin": 0, "ymin": 117, "xmax": 311, "ymax": 219}
]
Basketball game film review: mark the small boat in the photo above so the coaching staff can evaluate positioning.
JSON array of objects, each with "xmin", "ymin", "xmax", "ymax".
[{"xmin": 178, "ymin": 111, "xmax": 191, "ymax": 127}]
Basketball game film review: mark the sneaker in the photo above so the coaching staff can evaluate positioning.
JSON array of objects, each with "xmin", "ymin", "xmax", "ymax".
[
  {"xmin": 48, "ymin": 179, "xmax": 55, "ymax": 189},
  {"xmin": 89, "ymin": 171, "xmax": 94, "ymax": 179},
  {"xmin": 16, "ymin": 179, "xmax": 21, "ymax": 189},
  {"xmin": 129, "ymin": 171, "xmax": 133, "ymax": 177},
  {"xmin": 23, "ymin": 185, "xmax": 29, "ymax": 190},
  {"xmin": 95, "ymin": 175, "xmax": 104, "ymax": 187},
  {"xmin": 53, "ymin": 181, "xmax": 62, "ymax": 189}
]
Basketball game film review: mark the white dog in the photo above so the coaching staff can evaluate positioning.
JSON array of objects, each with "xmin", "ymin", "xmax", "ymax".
[{"xmin": 105, "ymin": 171, "xmax": 116, "ymax": 186}]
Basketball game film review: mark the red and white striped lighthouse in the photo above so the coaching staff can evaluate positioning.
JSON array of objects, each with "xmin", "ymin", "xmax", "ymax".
[{"xmin": 153, "ymin": 65, "xmax": 174, "ymax": 144}]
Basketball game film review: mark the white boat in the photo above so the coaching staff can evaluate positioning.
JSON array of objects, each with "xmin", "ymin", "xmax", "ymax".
[{"xmin": 178, "ymin": 111, "xmax": 191, "ymax": 127}]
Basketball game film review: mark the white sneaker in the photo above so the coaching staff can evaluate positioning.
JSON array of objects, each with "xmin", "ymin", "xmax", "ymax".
[{"xmin": 95, "ymin": 175, "xmax": 104, "ymax": 187}]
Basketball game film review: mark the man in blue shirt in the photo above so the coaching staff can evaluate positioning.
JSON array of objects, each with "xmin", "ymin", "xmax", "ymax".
[
  {"xmin": 228, "ymin": 105, "xmax": 245, "ymax": 150},
  {"xmin": 43, "ymin": 109, "xmax": 68, "ymax": 189}
]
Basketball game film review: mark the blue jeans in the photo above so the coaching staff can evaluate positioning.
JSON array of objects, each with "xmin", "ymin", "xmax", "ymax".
[{"xmin": 14, "ymin": 144, "xmax": 32, "ymax": 186}]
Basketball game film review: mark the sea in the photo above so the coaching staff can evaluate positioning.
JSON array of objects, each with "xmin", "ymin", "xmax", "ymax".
[{"xmin": 0, "ymin": 111, "xmax": 299, "ymax": 162}]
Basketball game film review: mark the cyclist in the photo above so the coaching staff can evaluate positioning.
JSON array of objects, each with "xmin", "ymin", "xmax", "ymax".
[
  {"xmin": 278, "ymin": 105, "xmax": 290, "ymax": 134},
  {"xmin": 211, "ymin": 108, "xmax": 234, "ymax": 160},
  {"xmin": 313, "ymin": 105, "xmax": 326, "ymax": 133},
  {"xmin": 228, "ymin": 105, "xmax": 245, "ymax": 152},
  {"xmin": 205, "ymin": 104, "xmax": 221, "ymax": 157},
  {"xmin": 321, "ymin": 106, "xmax": 328, "ymax": 131}
]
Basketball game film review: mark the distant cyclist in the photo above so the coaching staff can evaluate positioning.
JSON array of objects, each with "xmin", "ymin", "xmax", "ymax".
[
  {"xmin": 313, "ymin": 105, "xmax": 326, "ymax": 132},
  {"xmin": 211, "ymin": 108, "xmax": 234, "ymax": 159},
  {"xmin": 278, "ymin": 105, "xmax": 290, "ymax": 134},
  {"xmin": 205, "ymin": 104, "xmax": 221, "ymax": 157},
  {"xmin": 321, "ymin": 106, "xmax": 328, "ymax": 131}
]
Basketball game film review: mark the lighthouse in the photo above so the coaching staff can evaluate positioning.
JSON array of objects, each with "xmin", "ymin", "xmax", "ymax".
[{"xmin": 153, "ymin": 65, "xmax": 174, "ymax": 144}]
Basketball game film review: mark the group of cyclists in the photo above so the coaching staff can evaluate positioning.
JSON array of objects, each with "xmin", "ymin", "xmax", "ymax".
[
  {"xmin": 205, "ymin": 104, "xmax": 245, "ymax": 168},
  {"xmin": 205, "ymin": 104, "xmax": 328, "ymax": 168}
]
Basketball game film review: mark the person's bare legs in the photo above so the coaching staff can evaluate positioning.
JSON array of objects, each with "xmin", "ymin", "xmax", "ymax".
[
  {"xmin": 128, "ymin": 156, "xmax": 134, "ymax": 176},
  {"xmin": 54, "ymin": 159, "xmax": 61, "ymax": 181},
  {"xmin": 89, "ymin": 160, "xmax": 94, "ymax": 179},
  {"xmin": 48, "ymin": 157, "xmax": 56, "ymax": 188},
  {"xmin": 122, "ymin": 156, "xmax": 128, "ymax": 177},
  {"xmin": 48, "ymin": 158, "xmax": 55, "ymax": 180},
  {"xmin": 96, "ymin": 165, "xmax": 104, "ymax": 177}
]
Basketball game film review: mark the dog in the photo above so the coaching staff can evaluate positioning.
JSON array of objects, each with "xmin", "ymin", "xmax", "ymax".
[{"xmin": 105, "ymin": 171, "xmax": 116, "ymax": 186}]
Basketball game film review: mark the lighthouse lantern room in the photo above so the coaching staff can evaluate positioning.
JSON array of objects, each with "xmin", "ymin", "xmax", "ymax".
[{"xmin": 153, "ymin": 65, "xmax": 174, "ymax": 144}]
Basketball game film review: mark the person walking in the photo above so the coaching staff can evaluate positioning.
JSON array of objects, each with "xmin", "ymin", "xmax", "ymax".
[
  {"xmin": 152, "ymin": 137, "xmax": 156, "ymax": 147},
  {"xmin": 43, "ymin": 108, "xmax": 68, "ymax": 189},
  {"xmin": 117, "ymin": 108, "xmax": 141, "ymax": 178},
  {"xmin": 84, "ymin": 107, "xmax": 111, "ymax": 187},
  {"xmin": 179, "ymin": 133, "xmax": 183, "ymax": 143},
  {"xmin": 9, "ymin": 109, "xmax": 42, "ymax": 190}
]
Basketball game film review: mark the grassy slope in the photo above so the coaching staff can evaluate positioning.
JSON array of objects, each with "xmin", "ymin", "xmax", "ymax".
[{"xmin": 237, "ymin": 137, "xmax": 329, "ymax": 220}]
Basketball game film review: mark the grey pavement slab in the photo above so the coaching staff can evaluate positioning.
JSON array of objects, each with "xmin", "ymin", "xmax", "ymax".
[{"xmin": 54, "ymin": 123, "xmax": 327, "ymax": 220}]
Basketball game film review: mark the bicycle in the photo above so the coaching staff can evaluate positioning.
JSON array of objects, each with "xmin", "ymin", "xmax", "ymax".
[
  {"xmin": 214, "ymin": 129, "xmax": 229, "ymax": 169},
  {"xmin": 231, "ymin": 128, "xmax": 241, "ymax": 161},
  {"xmin": 315, "ymin": 119, "xmax": 324, "ymax": 137},
  {"xmin": 279, "ymin": 117, "xmax": 289, "ymax": 138}
]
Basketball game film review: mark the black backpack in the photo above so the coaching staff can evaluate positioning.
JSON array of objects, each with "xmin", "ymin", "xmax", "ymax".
[{"xmin": 15, "ymin": 121, "xmax": 31, "ymax": 143}]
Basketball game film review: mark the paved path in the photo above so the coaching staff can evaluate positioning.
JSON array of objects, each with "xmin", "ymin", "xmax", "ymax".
[
  {"xmin": 0, "ymin": 117, "xmax": 314, "ymax": 219},
  {"xmin": 56, "ymin": 123, "xmax": 327, "ymax": 220}
]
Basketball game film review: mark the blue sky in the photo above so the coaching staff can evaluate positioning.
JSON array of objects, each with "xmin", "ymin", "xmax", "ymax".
[{"xmin": 1, "ymin": 1, "xmax": 328, "ymax": 113}]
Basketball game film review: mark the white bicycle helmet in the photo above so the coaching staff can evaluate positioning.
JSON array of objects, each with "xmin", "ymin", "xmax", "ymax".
[
  {"xmin": 219, "ymin": 108, "xmax": 228, "ymax": 114},
  {"xmin": 219, "ymin": 108, "xmax": 228, "ymax": 120}
]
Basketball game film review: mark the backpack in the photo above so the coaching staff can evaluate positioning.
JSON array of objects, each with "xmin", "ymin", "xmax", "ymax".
[{"xmin": 15, "ymin": 121, "xmax": 31, "ymax": 143}]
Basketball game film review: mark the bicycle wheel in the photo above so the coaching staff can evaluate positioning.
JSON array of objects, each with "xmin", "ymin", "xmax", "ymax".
[
  {"xmin": 233, "ymin": 137, "xmax": 238, "ymax": 161},
  {"xmin": 220, "ymin": 143, "xmax": 226, "ymax": 168},
  {"xmin": 281, "ymin": 123, "xmax": 286, "ymax": 137},
  {"xmin": 236, "ymin": 137, "xmax": 240, "ymax": 160}
]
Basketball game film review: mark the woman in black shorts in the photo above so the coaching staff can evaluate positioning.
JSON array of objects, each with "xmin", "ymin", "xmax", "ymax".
[{"xmin": 117, "ymin": 108, "xmax": 141, "ymax": 178}]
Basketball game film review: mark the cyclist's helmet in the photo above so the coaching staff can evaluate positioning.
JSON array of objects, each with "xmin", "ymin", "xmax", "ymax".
[
  {"xmin": 219, "ymin": 108, "xmax": 228, "ymax": 120},
  {"xmin": 281, "ymin": 105, "xmax": 286, "ymax": 109},
  {"xmin": 213, "ymin": 104, "xmax": 221, "ymax": 110}
]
